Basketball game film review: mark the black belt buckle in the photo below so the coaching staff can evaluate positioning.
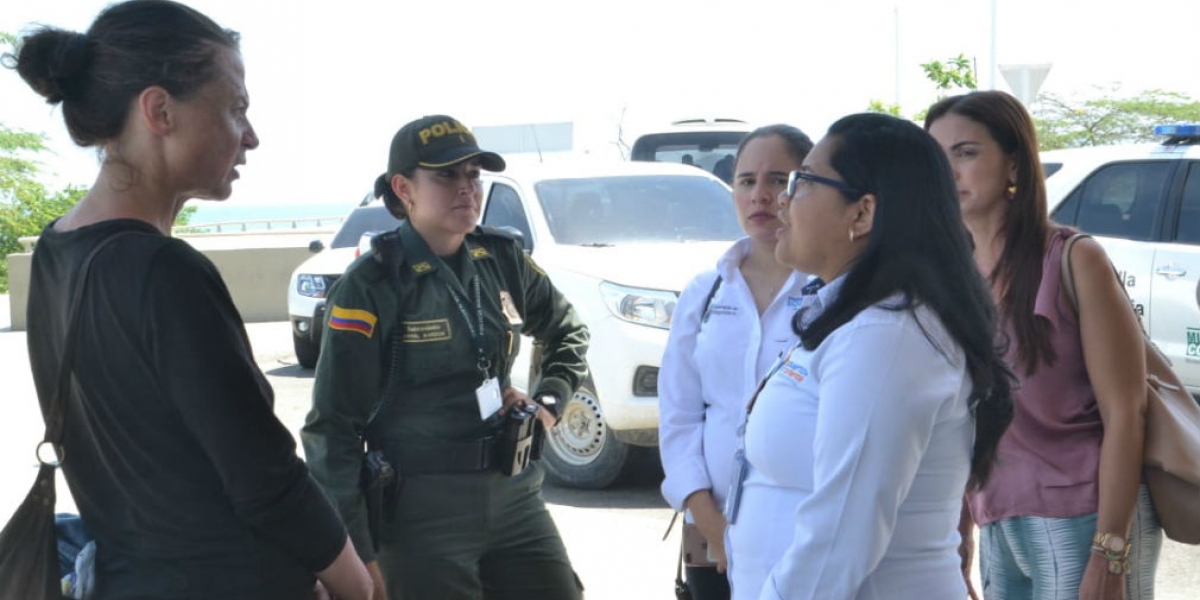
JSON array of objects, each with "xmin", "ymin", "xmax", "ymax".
[{"xmin": 498, "ymin": 404, "xmax": 539, "ymax": 476}]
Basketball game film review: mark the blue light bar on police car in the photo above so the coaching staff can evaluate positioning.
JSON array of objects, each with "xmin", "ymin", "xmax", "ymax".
[{"xmin": 1154, "ymin": 124, "xmax": 1200, "ymax": 137}]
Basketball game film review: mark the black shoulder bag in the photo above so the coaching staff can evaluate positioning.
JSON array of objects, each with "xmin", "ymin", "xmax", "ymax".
[{"xmin": 0, "ymin": 232, "xmax": 133, "ymax": 600}]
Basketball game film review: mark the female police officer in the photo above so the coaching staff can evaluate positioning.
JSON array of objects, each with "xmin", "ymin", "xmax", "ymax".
[{"xmin": 302, "ymin": 115, "xmax": 589, "ymax": 600}]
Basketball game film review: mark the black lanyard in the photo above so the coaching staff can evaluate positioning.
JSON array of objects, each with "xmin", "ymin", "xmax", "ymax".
[{"xmin": 446, "ymin": 275, "xmax": 491, "ymax": 380}]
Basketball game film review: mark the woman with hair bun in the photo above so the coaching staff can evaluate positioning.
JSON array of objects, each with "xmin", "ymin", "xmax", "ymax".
[{"xmin": 7, "ymin": 1, "xmax": 373, "ymax": 598}]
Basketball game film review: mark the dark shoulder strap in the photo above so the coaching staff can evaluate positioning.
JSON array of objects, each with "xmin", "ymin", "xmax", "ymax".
[
  {"xmin": 44, "ymin": 231, "xmax": 141, "ymax": 450},
  {"xmin": 700, "ymin": 275, "xmax": 722, "ymax": 324},
  {"xmin": 1059, "ymin": 233, "xmax": 1089, "ymax": 315}
]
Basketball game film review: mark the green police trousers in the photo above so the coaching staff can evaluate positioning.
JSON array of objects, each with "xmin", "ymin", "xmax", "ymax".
[{"xmin": 376, "ymin": 463, "xmax": 582, "ymax": 600}]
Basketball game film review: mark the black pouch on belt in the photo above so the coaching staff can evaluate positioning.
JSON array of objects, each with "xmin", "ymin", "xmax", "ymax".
[
  {"xmin": 498, "ymin": 404, "xmax": 540, "ymax": 477},
  {"xmin": 360, "ymin": 449, "xmax": 400, "ymax": 551}
]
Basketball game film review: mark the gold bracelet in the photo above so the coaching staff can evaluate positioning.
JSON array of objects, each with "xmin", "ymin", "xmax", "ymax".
[{"xmin": 1090, "ymin": 544, "xmax": 1128, "ymax": 575}]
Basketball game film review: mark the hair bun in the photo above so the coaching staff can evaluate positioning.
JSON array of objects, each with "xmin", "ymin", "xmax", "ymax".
[{"xmin": 14, "ymin": 28, "xmax": 93, "ymax": 104}]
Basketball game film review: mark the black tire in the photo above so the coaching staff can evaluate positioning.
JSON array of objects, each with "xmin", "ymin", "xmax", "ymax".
[
  {"xmin": 293, "ymin": 331, "xmax": 320, "ymax": 369},
  {"xmin": 540, "ymin": 384, "xmax": 630, "ymax": 489}
]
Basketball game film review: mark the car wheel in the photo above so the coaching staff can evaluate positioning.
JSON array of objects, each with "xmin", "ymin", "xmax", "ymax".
[
  {"xmin": 293, "ymin": 332, "xmax": 320, "ymax": 369},
  {"xmin": 541, "ymin": 384, "xmax": 629, "ymax": 489}
]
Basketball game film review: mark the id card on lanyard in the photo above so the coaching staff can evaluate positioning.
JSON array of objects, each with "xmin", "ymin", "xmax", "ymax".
[
  {"xmin": 446, "ymin": 274, "xmax": 503, "ymax": 420},
  {"xmin": 725, "ymin": 341, "xmax": 800, "ymax": 525}
]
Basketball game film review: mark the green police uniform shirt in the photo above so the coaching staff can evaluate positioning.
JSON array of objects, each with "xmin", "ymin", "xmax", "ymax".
[{"xmin": 301, "ymin": 221, "xmax": 589, "ymax": 561}]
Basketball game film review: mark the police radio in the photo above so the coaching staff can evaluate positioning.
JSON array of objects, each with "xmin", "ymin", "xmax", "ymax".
[
  {"xmin": 498, "ymin": 403, "xmax": 541, "ymax": 477},
  {"xmin": 371, "ymin": 230, "xmax": 404, "ymax": 281}
]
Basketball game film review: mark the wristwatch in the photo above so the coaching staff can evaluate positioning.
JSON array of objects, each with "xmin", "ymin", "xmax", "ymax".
[
  {"xmin": 1092, "ymin": 532, "xmax": 1129, "ymax": 574},
  {"xmin": 537, "ymin": 394, "xmax": 561, "ymax": 424}
]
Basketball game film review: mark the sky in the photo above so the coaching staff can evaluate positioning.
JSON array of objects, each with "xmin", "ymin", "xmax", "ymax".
[{"xmin": 3, "ymin": 0, "xmax": 1200, "ymax": 208}]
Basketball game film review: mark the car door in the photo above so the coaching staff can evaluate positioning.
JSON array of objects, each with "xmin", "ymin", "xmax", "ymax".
[
  {"xmin": 1148, "ymin": 161, "xmax": 1200, "ymax": 393},
  {"xmin": 1052, "ymin": 161, "xmax": 1175, "ymax": 327}
]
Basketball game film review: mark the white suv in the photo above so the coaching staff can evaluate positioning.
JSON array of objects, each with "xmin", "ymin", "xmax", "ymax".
[
  {"xmin": 286, "ymin": 161, "xmax": 739, "ymax": 488},
  {"xmin": 287, "ymin": 200, "xmax": 403, "ymax": 368},
  {"xmin": 1042, "ymin": 125, "xmax": 1200, "ymax": 397}
]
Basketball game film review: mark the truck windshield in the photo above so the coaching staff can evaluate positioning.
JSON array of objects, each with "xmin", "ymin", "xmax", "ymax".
[{"xmin": 535, "ymin": 175, "xmax": 742, "ymax": 245}]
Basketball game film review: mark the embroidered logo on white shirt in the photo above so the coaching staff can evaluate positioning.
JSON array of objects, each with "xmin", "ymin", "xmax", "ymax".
[{"xmin": 780, "ymin": 360, "xmax": 808, "ymax": 384}]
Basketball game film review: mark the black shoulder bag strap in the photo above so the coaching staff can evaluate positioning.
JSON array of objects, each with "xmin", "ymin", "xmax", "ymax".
[
  {"xmin": 43, "ymin": 231, "xmax": 139, "ymax": 460},
  {"xmin": 700, "ymin": 275, "xmax": 722, "ymax": 324}
]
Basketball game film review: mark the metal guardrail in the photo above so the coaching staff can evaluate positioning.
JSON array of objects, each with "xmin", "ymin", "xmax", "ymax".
[
  {"xmin": 17, "ymin": 216, "xmax": 345, "ymax": 252},
  {"xmin": 172, "ymin": 215, "xmax": 345, "ymax": 234}
]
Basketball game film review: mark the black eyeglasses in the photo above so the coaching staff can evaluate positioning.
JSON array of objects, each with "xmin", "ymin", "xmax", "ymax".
[{"xmin": 785, "ymin": 170, "xmax": 864, "ymax": 200}]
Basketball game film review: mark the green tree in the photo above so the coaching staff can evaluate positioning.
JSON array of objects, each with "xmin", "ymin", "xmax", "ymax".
[
  {"xmin": 1033, "ymin": 86, "xmax": 1200, "ymax": 150},
  {"xmin": 921, "ymin": 54, "xmax": 978, "ymax": 93},
  {"xmin": 867, "ymin": 53, "xmax": 977, "ymax": 120},
  {"xmin": 866, "ymin": 99, "xmax": 903, "ymax": 117},
  {"xmin": 0, "ymin": 125, "xmax": 87, "ymax": 292}
]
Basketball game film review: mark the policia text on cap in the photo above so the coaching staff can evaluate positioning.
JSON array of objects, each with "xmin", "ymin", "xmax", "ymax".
[{"xmin": 301, "ymin": 115, "xmax": 589, "ymax": 600}]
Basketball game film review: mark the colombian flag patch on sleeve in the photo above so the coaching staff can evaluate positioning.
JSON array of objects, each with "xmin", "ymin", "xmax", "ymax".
[{"xmin": 328, "ymin": 306, "xmax": 378, "ymax": 339}]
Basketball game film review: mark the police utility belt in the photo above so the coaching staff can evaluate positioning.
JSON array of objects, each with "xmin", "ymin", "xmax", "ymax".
[{"xmin": 359, "ymin": 411, "xmax": 545, "ymax": 550}]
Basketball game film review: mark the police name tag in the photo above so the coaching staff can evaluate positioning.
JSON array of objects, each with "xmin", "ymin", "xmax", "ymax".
[{"xmin": 476, "ymin": 377, "xmax": 503, "ymax": 420}]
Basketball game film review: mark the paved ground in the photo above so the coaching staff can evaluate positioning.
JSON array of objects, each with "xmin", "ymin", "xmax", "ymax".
[{"xmin": 0, "ymin": 314, "xmax": 1196, "ymax": 598}]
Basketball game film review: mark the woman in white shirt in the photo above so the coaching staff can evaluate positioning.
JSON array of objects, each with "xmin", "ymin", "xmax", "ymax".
[
  {"xmin": 659, "ymin": 124, "xmax": 815, "ymax": 600},
  {"xmin": 725, "ymin": 113, "xmax": 1015, "ymax": 600}
]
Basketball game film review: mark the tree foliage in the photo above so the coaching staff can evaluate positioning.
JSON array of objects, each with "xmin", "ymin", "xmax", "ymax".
[
  {"xmin": 866, "ymin": 99, "xmax": 903, "ymax": 117},
  {"xmin": 1033, "ymin": 86, "xmax": 1200, "ymax": 150},
  {"xmin": 868, "ymin": 53, "xmax": 977, "ymax": 121},
  {"xmin": 920, "ymin": 53, "xmax": 978, "ymax": 92},
  {"xmin": 0, "ymin": 125, "xmax": 88, "ymax": 292}
]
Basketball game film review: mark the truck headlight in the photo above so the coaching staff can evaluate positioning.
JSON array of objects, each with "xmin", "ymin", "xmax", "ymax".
[
  {"xmin": 599, "ymin": 281, "xmax": 677, "ymax": 329},
  {"xmin": 296, "ymin": 274, "xmax": 328, "ymax": 298}
]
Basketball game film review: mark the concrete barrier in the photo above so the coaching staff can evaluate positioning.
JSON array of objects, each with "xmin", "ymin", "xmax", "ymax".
[{"xmin": 6, "ymin": 231, "xmax": 327, "ymax": 331}]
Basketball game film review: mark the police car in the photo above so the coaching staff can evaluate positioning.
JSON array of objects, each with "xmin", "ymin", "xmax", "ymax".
[
  {"xmin": 1042, "ymin": 125, "xmax": 1200, "ymax": 397},
  {"xmin": 287, "ymin": 161, "xmax": 739, "ymax": 488}
]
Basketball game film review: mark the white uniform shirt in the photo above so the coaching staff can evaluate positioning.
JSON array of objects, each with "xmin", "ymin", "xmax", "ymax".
[
  {"xmin": 726, "ymin": 279, "xmax": 974, "ymax": 600},
  {"xmin": 659, "ymin": 237, "xmax": 810, "ymax": 513}
]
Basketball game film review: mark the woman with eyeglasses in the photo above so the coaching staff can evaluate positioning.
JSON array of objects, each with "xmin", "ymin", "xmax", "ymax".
[
  {"xmin": 659, "ymin": 124, "xmax": 814, "ymax": 600},
  {"xmin": 723, "ymin": 113, "xmax": 1014, "ymax": 600},
  {"xmin": 927, "ymin": 91, "xmax": 1160, "ymax": 600}
]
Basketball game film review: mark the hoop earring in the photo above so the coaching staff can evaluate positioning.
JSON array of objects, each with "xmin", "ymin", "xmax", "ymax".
[{"xmin": 849, "ymin": 229, "xmax": 856, "ymax": 243}]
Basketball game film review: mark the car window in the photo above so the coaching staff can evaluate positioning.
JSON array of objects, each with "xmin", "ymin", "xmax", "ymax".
[
  {"xmin": 630, "ymin": 132, "xmax": 748, "ymax": 183},
  {"xmin": 1042, "ymin": 162, "xmax": 1063, "ymax": 178},
  {"xmin": 1177, "ymin": 163, "xmax": 1200, "ymax": 244},
  {"xmin": 330, "ymin": 205, "xmax": 404, "ymax": 249},
  {"xmin": 1066, "ymin": 162, "xmax": 1173, "ymax": 241},
  {"xmin": 534, "ymin": 175, "xmax": 741, "ymax": 245},
  {"xmin": 482, "ymin": 183, "xmax": 533, "ymax": 250}
]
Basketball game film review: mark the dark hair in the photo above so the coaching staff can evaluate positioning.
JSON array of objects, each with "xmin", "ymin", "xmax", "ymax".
[
  {"xmin": 734, "ymin": 124, "xmax": 814, "ymax": 169},
  {"xmin": 797, "ymin": 113, "xmax": 1013, "ymax": 488},
  {"xmin": 374, "ymin": 168, "xmax": 415, "ymax": 220},
  {"xmin": 4, "ymin": 0, "xmax": 240, "ymax": 148},
  {"xmin": 924, "ymin": 91, "xmax": 1051, "ymax": 376}
]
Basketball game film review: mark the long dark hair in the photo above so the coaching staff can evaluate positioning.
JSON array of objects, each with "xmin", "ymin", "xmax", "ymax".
[
  {"xmin": 798, "ymin": 113, "xmax": 1013, "ymax": 488},
  {"xmin": 5, "ymin": 0, "xmax": 239, "ymax": 148},
  {"xmin": 925, "ymin": 91, "xmax": 1051, "ymax": 375}
]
